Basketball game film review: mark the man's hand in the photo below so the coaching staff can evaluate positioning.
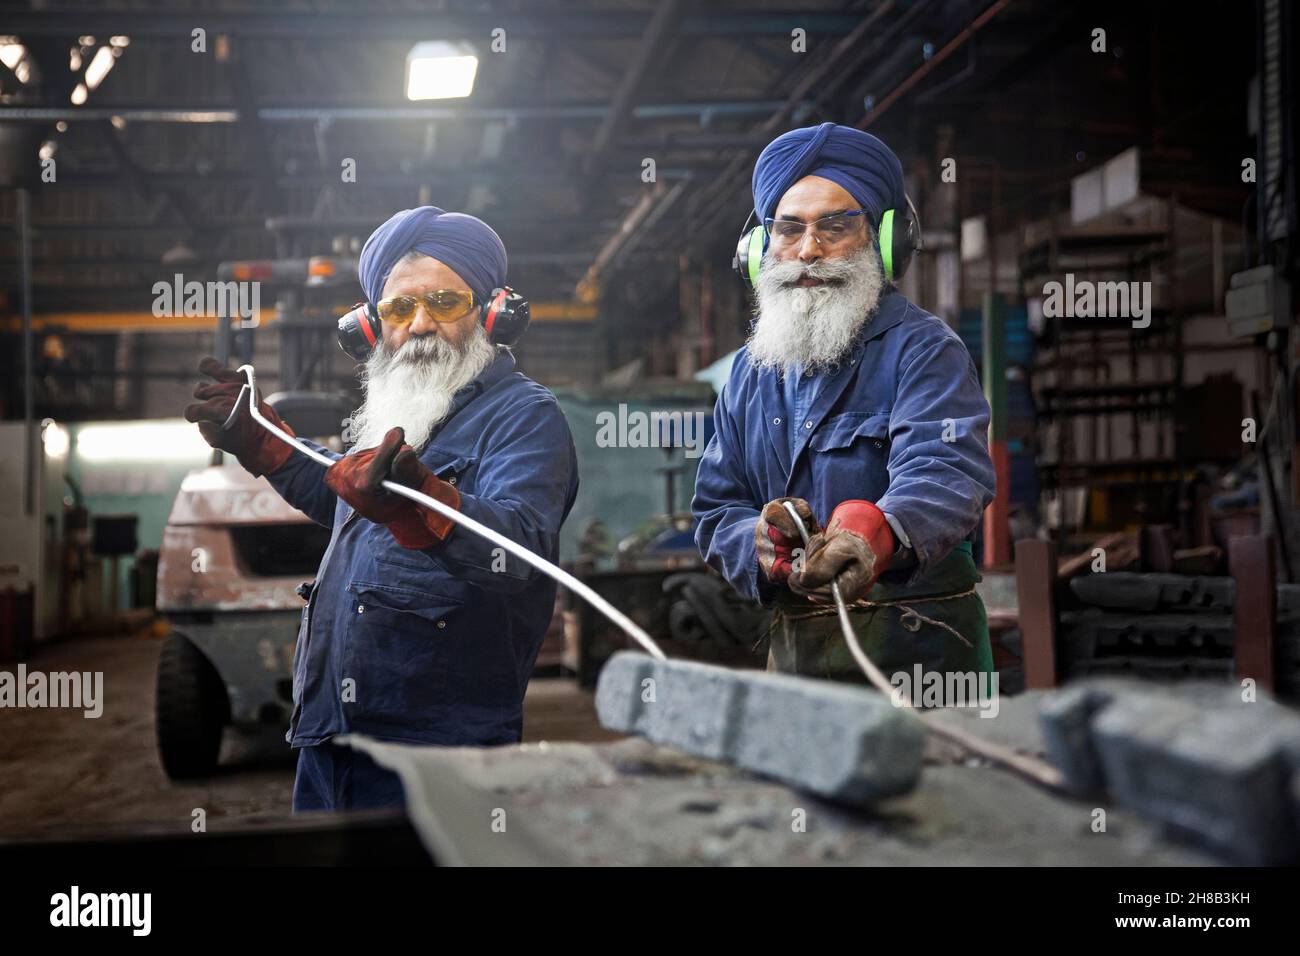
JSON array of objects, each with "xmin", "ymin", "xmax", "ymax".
[
  {"xmin": 790, "ymin": 500, "xmax": 896, "ymax": 603},
  {"xmin": 324, "ymin": 427, "xmax": 460, "ymax": 549},
  {"xmin": 184, "ymin": 357, "xmax": 295, "ymax": 477},
  {"xmin": 755, "ymin": 497, "xmax": 820, "ymax": 586}
]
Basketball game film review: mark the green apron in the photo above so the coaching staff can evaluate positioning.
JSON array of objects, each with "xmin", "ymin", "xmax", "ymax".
[{"xmin": 768, "ymin": 541, "xmax": 992, "ymax": 687}]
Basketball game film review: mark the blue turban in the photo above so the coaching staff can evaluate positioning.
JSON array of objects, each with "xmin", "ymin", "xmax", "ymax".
[
  {"xmin": 751, "ymin": 122, "xmax": 905, "ymax": 227},
  {"xmin": 358, "ymin": 205, "xmax": 507, "ymax": 306}
]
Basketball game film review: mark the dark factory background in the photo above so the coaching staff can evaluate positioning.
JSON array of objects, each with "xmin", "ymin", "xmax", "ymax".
[{"xmin": 0, "ymin": 0, "xmax": 1298, "ymax": 877}]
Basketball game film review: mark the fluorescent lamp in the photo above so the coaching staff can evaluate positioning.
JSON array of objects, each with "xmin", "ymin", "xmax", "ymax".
[
  {"xmin": 85, "ymin": 45, "xmax": 114, "ymax": 90},
  {"xmin": 406, "ymin": 41, "xmax": 478, "ymax": 100},
  {"xmin": 70, "ymin": 82, "xmax": 87, "ymax": 105},
  {"xmin": 75, "ymin": 421, "xmax": 212, "ymax": 462}
]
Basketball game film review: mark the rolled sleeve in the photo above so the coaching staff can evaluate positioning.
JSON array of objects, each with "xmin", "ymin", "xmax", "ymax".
[{"xmin": 264, "ymin": 439, "xmax": 342, "ymax": 528}]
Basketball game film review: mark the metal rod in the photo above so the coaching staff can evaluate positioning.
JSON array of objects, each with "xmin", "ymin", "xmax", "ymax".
[
  {"xmin": 226, "ymin": 365, "xmax": 666, "ymax": 660},
  {"xmin": 853, "ymin": 0, "xmax": 1011, "ymax": 131}
]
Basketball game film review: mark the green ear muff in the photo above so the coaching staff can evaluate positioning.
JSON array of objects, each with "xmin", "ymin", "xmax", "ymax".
[
  {"xmin": 733, "ymin": 219, "xmax": 767, "ymax": 291},
  {"xmin": 745, "ymin": 225, "xmax": 764, "ymax": 287},
  {"xmin": 878, "ymin": 207, "xmax": 896, "ymax": 281}
]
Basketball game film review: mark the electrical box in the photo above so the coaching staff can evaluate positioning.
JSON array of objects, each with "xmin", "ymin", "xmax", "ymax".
[{"xmin": 1226, "ymin": 264, "xmax": 1292, "ymax": 337}]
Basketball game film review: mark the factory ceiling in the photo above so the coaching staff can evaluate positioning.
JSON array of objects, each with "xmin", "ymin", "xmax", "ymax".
[{"xmin": 0, "ymin": 0, "xmax": 1257, "ymax": 316}]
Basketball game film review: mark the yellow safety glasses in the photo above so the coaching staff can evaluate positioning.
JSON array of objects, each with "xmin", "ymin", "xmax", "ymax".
[{"xmin": 376, "ymin": 289, "xmax": 477, "ymax": 326}]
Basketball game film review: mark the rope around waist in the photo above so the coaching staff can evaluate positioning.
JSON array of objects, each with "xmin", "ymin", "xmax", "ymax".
[{"xmin": 774, "ymin": 586, "xmax": 979, "ymax": 647}]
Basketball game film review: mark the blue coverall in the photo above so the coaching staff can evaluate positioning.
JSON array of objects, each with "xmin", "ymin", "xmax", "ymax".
[
  {"xmin": 266, "ymin": 351, "xmax": 578, "ymax": 810},
  {"xmin": 693, "ymin": 290, "xmax": 996, "ymax": 679}
]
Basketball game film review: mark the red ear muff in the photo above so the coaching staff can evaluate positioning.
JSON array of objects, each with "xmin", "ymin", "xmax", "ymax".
[
  {"xmin": 337, "ymin": 301, "xmax": 381, "ymax": 361},
  {"xmin": 337, "ymin": 287, "xmax": 532, "ymax": 362},
  {"xmin": 480, "ymin": 286, "xmax": 530, "ymax": 347}
]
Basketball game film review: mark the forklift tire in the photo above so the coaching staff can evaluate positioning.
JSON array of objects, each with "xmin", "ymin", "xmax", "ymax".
[{"xmin": 155, "ymin": 633, "xmax": 230, "ymax": 779}]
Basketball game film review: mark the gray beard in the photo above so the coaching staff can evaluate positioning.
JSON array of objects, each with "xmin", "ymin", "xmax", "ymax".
[
  {"xmin": 747, "ymin": 244, "xmax": 886, "ymax": 375},
  {"xmin": 351, "ymin": 326, "xmax": 498, "ymax": 451}
]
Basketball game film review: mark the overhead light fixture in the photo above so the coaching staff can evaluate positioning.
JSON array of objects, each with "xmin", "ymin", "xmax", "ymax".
[
  {"xmin": 405, "ymin": 40, "xmax": 478, "ymax": 101},
  {"xmin": 0, "ymin": 38, "xmax": 26, "ymax": 71},
  {"xmin": 85, "ymin": 45, "xmax": 114, "ymax": 90},
  {"xmin": 70, "ymin": 82, "xmax": 87, "ymax": 105}
]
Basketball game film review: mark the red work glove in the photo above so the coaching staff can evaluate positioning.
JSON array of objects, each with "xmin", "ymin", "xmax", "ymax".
[
  {"xmin": 185, "ymin": 357, "xmax": 295, "ymax": 477},
  {"xmin": 323, "ymin": 427, "xmax": 460, "ymax": 549},
  {"xmin": 754, "ymin": 497, "xmax": 820, "ymax": 586},
  {"xmin": 790, "ymin": 500, "xmax": 896, "ymax": 604}
]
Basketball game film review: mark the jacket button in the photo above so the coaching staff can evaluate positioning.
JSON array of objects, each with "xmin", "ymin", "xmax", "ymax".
[
  {"xmin": 448, "ymin": 476, "xmax": 457, "ymax": 485},
  {"xmin": 437, "ymin": 620, "xmax": 447, "ymax": 629},
  {"xmin": 874, "ymin": 439, "xmax": 884, "ymax": 448},
  {"xmin": 804, "ymin": 421, "xmax": 813, "ymax": 429},
  {"xmin": 357, "ymin": 604, "xmax": 365, "ymax": 614},
  {"xmin": 773, "ymin": 417, "xmax": 781, "ymax": 425}
]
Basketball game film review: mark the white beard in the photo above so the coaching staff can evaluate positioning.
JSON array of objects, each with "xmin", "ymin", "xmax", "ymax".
[
  {"xmin": 350, "ymin": 326, "xmax": 498, "ymax": 451},
  {"xmin": 747, "ymin": 245, "xmax": 886, "ymax": 375}
]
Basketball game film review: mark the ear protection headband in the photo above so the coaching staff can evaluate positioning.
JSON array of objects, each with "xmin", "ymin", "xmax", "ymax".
[
  {"xmin": 732, "ymin": 195, "xmax": 923, "ymax": 290},
  {"xmin": 336, "ymin": 286, "xmax": 530, "ymax": 362}
]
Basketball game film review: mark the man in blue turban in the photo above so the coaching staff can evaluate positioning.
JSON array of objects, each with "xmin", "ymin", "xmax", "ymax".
[
  {"xmin": 187, "ymin": 206, "xmax": 579, "ymax": 811},
  {"xmin": 693, "ymin": 124, "xmax": 997, "ymax": 696}
]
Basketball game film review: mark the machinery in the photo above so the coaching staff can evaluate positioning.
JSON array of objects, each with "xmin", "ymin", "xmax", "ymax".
[{"xmin": 154, "ymin": 465, "xmax": 329, "ymax": 777}]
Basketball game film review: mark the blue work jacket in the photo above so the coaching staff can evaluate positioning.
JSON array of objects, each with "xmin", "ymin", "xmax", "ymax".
[
  {"xmin": 267, "ymin": 350, "xmax": 578, "ymax": 748},
  {"xmin": 693, "ymin": 290, "xmax": 995, "ymax": 602}
]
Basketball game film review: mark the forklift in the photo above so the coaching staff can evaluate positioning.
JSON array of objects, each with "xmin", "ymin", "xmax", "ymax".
[{"xmin": 153, "ymin": 252, "xmax": 358, "ymax": 778}]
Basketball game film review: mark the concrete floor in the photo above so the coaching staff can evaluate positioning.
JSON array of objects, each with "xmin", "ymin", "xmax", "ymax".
[{"xmin": 0, "ymin": 632, "xmax": 616, "ymax": 841}]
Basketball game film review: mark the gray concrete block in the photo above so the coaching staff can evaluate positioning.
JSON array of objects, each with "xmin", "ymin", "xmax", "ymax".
[
  {"xmin": 640, "ymin": 656, "xmax": 743, "ymax": 762},
  {"xmin": 1090, "ymin": 692, "xmax": 1300, "ymax": 864},
  {"xmin": 1038, "ymin": 685, "xmax": 1114, "ymax": 795},
  {"xmin": 1038, "ymin": 680, "xmax": 1300, "ymax": 863},
  {"xmin": 595, "ymin": 652, "xmax": 925, "ymax": 804},
  {"xmin": 592, "ymin": 652, "xmax": 657, "ymax": 739}
]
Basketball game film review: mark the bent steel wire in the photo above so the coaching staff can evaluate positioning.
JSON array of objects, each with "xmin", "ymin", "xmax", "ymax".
[
  {"xmin": 222, "ymin": 364, "xmax": 666, "ymax": 660},
  {"xmin": 780, "ymin": 501, "xmax": 1064, "ymax": 791}
]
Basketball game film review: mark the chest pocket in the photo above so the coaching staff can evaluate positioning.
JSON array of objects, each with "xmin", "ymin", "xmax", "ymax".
[
  {"xmin": 369, "ymin": 449, "xmax": 479, "ymax": 571},
  {"xmin": 807, "ymin": 412, "xmax": 892, "ymax": 500},
  {"xmin": 425, "ymin": 449, "xmax": 478, "ymax": 489}
]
